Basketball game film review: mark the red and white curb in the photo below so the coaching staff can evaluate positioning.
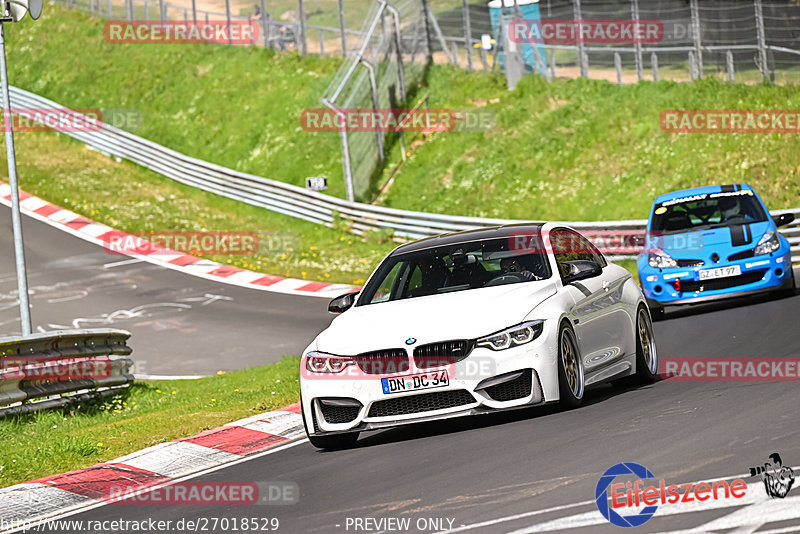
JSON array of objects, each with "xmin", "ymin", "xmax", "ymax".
[
  {"xmin": 0, "ymin": 183, "xmax": 358, "ymax": 299},
  {"xmin": 0, "ymin": 403, "xmax": 305, "ymax": 531}
]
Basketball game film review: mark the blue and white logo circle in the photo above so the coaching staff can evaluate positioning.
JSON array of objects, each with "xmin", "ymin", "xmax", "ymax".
[
  {"xmin": 595, "ymin": 462, "xmax": 658, "ymax": 528},
  {"xmin": 405, "ymin": 338, "xmax": 417, "ymax": 345}
]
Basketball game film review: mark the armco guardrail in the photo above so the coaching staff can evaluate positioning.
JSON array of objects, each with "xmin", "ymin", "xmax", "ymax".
[
  {"xmin": 7, "ymin": 86, "xmax": 799, "ymax": 262},
  {"xmin": 0, "ymin": 329, "xmax": 133, "ymax": 416}
]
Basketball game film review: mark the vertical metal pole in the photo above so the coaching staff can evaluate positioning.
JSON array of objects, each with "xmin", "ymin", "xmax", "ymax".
[
  {"xmin": 548, "ymin": 48, "xmax": 556, "ymax": 79},
  {"xmin": 462, "ymin": 0, "xmax": 473, "ymax": 71},
  {"xmin": 339, "ymin": 126, "xmax": 354, "ymax": 202},
  {"xmin": 387, "ymin": 5, "xmax": 406, "ymax": 101},
  {"xmin": 319, "ymin": 29, "xmax": 325, "ymax": 57},
  {"xmin": 421, "ymin": 0, "xmax": 433, "ymax": 64},
  {"xmin": 689, "ymin": 51, "xmax": 696, "ymax": 81},
  {"xmin": 144, "ymin": 0, "xmax": 149, "ymax": 22},
  {"xmin": 690, "ymin": 0, "xmax": 702, "ymax": 79},
  {"xmin": 362, "ymin": 60, "xmax": 384, "ymax": 162},
  {"xmin": 338, "ymin": 0, "xmax": 347, "ymax": 57},
  {"xmin": 651, "ymin": 52, "xmax": 658, "ymax": 81},
  {"xmin": 158, "ymin": 0, "xmax": 163, "ymax": 22},
  {"xmin": 260, "ymin": 0, "xmax": 269, "ymax": 49},
  {"xmin": 225, "ymin": 0, "xmax": 232, "ymax": 45},
  {"xmin": 107, "ymin": 0, "xmax": 112, "ymax": 17},
  {"xmin": 726, "ymin": 49, "xmax": 734, "ymax": 82},
  {"xmin": 0, "ymin": 23, "xmax": 32, "ymax": 337},
  {"xmin": 574, "ymin": 0, "xmax": 587, "ymax": 77},
  {"xmin": 754, "ymin": 0, "xmax": 768, "ymax": 81},
  {"xmin": 191, "ymin": 0, "xmax": 197, "ymax": 23},
  {"xmin": 481, "ymin": 48, "xmax": 488, "ymax": 71},
  {"xmin": 614, "ymin": 52, "xmax": 622, "ymax": 86},
  {"xmin": 631, "ymin": 0, "xmax": 642, "ymax": 81},
  {"xmin": 298, "ymin": 0, "xmax": 307, "ymax": 56}
]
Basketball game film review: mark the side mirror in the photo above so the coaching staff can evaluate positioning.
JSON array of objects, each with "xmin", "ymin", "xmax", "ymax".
[
  {"xmin": 774, "ymin": 213, "xmax": 795, "ymax": 228},
  {"xmin": 328, "ymin": 291, "xmax": 359, "ymax": 314},
  {"xmin": 562, "ymin": 260, "xmax": 602, "ymax": 284}
]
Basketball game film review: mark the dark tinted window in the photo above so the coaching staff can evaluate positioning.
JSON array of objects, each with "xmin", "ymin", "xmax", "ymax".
[
  {"xmin": 358, "ymin": 237, "xmax": 551, "ymax": 306},
  {"xmin": 651, "ymin": 191, "xmax": 767, "ymax": 235}
]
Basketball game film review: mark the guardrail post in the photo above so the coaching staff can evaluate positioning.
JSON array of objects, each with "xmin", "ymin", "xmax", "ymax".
[
  {"xmin": 338, "ymin": 0, "xmax": 347, "ymax": 57},
  {"xmin": 573, "ymin": 0, "xmax": 587, "ymax": 78},
  {"xmin": 631, "ymin": 0, "xmax": 643, "ymax": 81},
  {"xmin": 614, "ymin": 52, "xmax": 622, "ymax": 86},
  {"xmin": 651, "ymin": 52, "xmax": 658, "ymax": 81},
  {"xmin": 225, "ymin": 0, "xmax": 232, "ymax": 45},
  {"xmin": 690, "ymin": 0, "xmax": 703, "ymax": 79},
  {"xmin": 260, "ymin": 0, "xmax": 269, "ymax": 49},
  {"xmin": 726, "ymin": 49, "xmax": 734, "ymax": 82},
  {"xmin": 462, "ymin": 0, "xmax": 473, "ymax": 70},
  {"xmin": 754, "ymin": 0, "xmax": 768, "ymax": 81},
  {"xmin": 689, "ymin": 50, "xmax": 696, "ymax": 81},
  {"xmin": 298, "ymin": 0, "xmax": 307, "ymax": 56}
]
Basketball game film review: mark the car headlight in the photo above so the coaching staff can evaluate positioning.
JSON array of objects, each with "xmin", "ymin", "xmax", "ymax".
[
  {"xmin": 476, "ymin": 320, "xmax": 544, "ymax": 351},
  {"xmin": 754, "ymin": 231, "xmax": 780, "ymax": 256},
  {"xmin": 305, "ymin": 351, "xmax": 353, "ymax": 373},
  {"xmin": 648, "ymin": 248, "xmax": 678, "ymax": 269}
]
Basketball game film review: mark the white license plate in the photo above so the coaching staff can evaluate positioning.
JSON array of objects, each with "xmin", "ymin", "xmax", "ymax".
[
  {"xmin": 381, "ymin": 371, "xmax": 449, "ymax": 395},
  {"xmin": 699, "ymin": 265, "xmax": 741, "ymax": 280}
]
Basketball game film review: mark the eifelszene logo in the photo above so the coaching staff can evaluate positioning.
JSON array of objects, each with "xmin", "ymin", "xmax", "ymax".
[
  {"xmin": 596, "ymin": 462, "xmax": 749, "ymax": 528},
  {"xmin": 749, "ymin": 453, "xmax": 795, "ymax": 498}
]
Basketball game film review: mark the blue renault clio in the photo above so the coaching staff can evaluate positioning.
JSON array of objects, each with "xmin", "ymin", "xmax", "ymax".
[{"xmin": 638, "ymin": 184, "xmax": 795, "ymax": 316}]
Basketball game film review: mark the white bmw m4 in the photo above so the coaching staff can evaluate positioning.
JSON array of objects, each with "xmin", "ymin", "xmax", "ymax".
[{"xmin": 300, "ymin": 223, "xmax": 658, "ymax": 449}]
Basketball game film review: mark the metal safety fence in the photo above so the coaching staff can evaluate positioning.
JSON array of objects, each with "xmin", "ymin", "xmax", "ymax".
[
  {"xmin": 0, "ymin": 328, "xmax": 134, "ymax": 417},
  {"xmin": 8, "ymin": 85, "xmax": 799, "ymax": 263}
]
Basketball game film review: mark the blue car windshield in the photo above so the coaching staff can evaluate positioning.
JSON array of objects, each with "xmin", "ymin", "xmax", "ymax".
[{"xmin": 651, "ymin": 192, "xmax": 768, "ymax": 235}]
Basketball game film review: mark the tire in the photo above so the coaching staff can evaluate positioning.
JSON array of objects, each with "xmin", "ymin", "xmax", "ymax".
[
  {"xmin": 557, "ymin": 323, "xmax": 584, "ymax": 409},
  {"xmin": 307, "ymin": 432, "xmax": 360, "ymax": 450},
  {"xmin": 632, "ymin": 306, "xmax": 659, "ymax": 384}
]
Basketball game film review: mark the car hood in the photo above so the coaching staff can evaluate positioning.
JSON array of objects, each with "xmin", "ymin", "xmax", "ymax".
[
  {"xmin": 654, "ymin": 221, "xmax": 771, "ymax": 256},
  {"xmin": 311, "ymin": 280, "xmax": 558, "ymax": 355}
]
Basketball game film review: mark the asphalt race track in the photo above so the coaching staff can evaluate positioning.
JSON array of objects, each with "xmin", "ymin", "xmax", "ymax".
[
  {"xmin": 0, "ymin": 204, "xmax": 333, "ymax": 376},
  {"xmin": 0, "ymin": 204, "xmax": 800, "ymax": 533},
  {"xmin": 5, "ymin": 204, "xmax": 800, "ymax": 533}
]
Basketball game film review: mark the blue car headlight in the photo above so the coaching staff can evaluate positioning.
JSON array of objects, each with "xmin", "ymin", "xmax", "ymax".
[
  {"xmin": 753, "ymin": 231, "xmax": 780, "ymax": 256},
  {"xmin": 648, "ymin": 248, "xmax": 678, "ymax": 269}
]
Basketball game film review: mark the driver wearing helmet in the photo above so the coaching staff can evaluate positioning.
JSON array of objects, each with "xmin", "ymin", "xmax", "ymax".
[
  {"xmin": 719, "ymin": 197, "xmax": 753, "ymax": 223},
  {"xmin": 500, "ymin": 257, "xmax": 538, "ymax": 281}
]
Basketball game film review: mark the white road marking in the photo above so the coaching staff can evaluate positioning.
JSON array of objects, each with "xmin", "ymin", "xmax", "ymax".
[
  {"xmin": 2, "ymin": 438, "xmax": 309, "ymax": 534},
  {"xmin": 103, "ymin": 258, "xmax": 144, "ymax": 269},
  {"xmin": 437, "ymin": 468, "xmax": 800, "ymax": 534},
  {"xmin": 132, "ymin": 374, "xmax": 207, "ymax": 380}
]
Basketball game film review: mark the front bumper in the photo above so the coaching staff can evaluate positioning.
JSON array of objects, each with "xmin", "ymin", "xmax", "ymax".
[
  {"xmin": 638, "ymin": 250, "xmax": 792, "ymax": 306},
  {"xmin": 300, "ymin": 329, "xmax": 558, "ymax": 436}
]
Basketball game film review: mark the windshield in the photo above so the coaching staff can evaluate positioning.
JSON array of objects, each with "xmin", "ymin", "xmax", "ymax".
[
  {"xmin": 357, "ymin": 237, "xmax": 551, "ymax": 306},
  {"xmin": 651, "ymin": 191, "xmax": 768, "ymax": 235}
]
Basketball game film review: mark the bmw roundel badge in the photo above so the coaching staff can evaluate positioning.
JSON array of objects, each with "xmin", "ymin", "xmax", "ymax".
[{"xmin": 405, "ymin": 337, "xmax": 417, "ymax": 345}]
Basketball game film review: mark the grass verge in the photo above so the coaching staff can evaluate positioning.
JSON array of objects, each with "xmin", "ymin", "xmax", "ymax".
[{"xmin": 0, "ymin": 357, "xmax": 301, "ymax": 489}]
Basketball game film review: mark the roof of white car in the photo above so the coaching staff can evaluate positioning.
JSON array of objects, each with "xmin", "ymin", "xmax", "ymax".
[{"xmin": 391, "ymin": 223, "xmax": 544, "ymax": 256}]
